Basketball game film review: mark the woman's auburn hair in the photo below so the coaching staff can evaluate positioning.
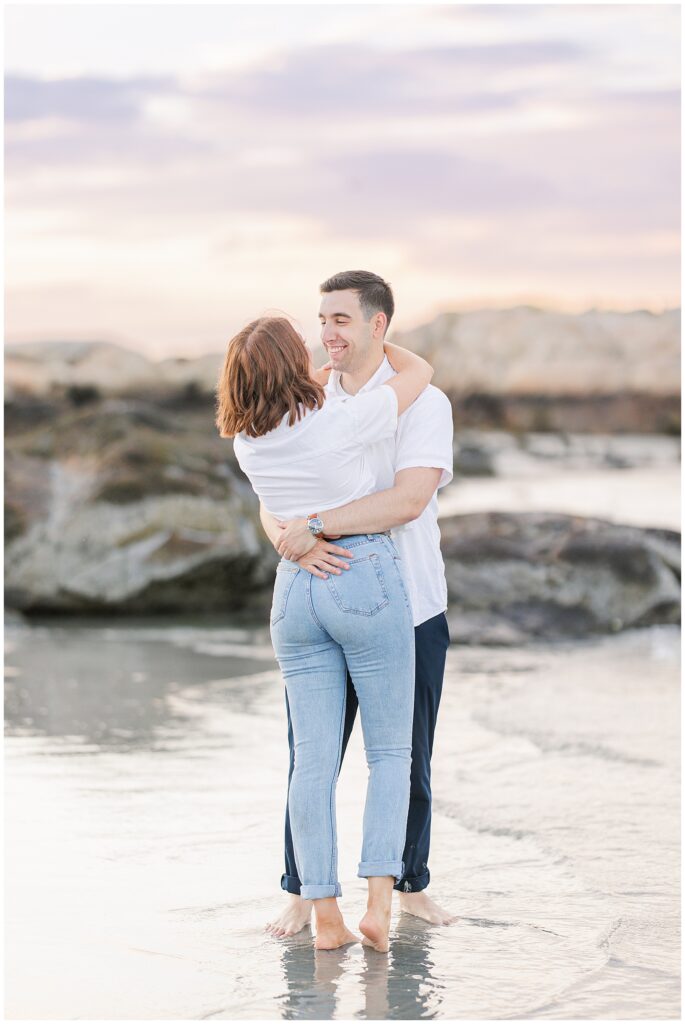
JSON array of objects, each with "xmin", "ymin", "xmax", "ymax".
[{"xmin": 215, "ymin": 316, "xmax": 325, "ymax": 438}]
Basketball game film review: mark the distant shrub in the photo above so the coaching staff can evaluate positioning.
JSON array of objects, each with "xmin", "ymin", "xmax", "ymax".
[
  {"xmin": 4, "ymin": 502, "xmax": 26, "ymax": 542},
  {"xmin": 159, "ymin": 380, "xmax": 211, "ymax": 409},
  {"xmin": 664, "ymin": 414, "xmax": 681, "ymax": 437},
  {"xmin": 66, "ymin": 384, "xmax": 101, "ymax": 406}
]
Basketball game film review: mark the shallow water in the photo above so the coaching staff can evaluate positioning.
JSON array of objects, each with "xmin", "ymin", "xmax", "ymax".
[
  {"xmin": 4, "ymin": 616, "xmax": 680, "ymax": 1019},
  {"xmin": 440, "ymin": 432, "xmax": 681, "ymax": 531},
  {"xmin": 438, "ymin": 464, "xmax": 681, "ymax": 531}
]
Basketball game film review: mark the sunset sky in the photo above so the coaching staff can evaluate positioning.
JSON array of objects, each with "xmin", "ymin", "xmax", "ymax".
[{"xmin": 5, "ymin": 3, "xmax": 681, "ymax": 358}]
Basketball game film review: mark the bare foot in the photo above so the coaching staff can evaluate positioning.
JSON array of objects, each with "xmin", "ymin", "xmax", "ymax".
[
  {"xmin": 359, "ymin": 907, "xmax": 392, "ymax": 953},
  {"xmin": 315, "ymin": 921, "xmax": 360, "ymax": 950},
  {"xmin": 398, "ymin": 890, "xmax": 457, "ymax": 925},
  {"xmin": 265, "ymin": 894, "xmax": 312, "ymax": 938}
]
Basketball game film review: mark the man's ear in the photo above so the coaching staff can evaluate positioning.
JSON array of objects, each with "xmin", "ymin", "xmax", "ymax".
[{"xmin": 373, "ymin": 312, "xmax": 387, "ymax": 338}]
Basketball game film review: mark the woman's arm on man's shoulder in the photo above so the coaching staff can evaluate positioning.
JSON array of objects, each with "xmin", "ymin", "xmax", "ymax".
[{"xmin": 382, "ymin": 342, "xmax": 433, "ymax": 415}]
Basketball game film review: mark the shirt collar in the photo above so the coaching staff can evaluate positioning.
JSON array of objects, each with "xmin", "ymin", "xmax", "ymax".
[{"xmin": 327, "ymin": 355, "xmax": 395, "ymax": 397}]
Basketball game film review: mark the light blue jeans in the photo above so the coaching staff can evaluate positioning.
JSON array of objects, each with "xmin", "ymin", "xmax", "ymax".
[{"xmin": 270, "ymin": 533, "xmax": 415, "ymax": 900}]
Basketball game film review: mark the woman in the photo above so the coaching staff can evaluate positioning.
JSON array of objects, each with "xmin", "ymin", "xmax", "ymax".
[{"xmin": 216, "ymin": 316, "xmax": 433, "ymax": 952}]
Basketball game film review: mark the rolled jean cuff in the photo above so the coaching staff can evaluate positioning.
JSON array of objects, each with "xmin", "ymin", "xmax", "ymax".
[
  {"xmin": 358, "ymin": 860, "xmax": 404, "ymax": 881},
  {"xmin": 280, "ymin": 873, "xmax": 301, "ymax": 896},
  {"xmin": 394, "ymin": 869, "xmax": 430, "ymax": 893},
  {"xmin": 300, "ymin": 882, "xmax": 342, "ymax": 900}
]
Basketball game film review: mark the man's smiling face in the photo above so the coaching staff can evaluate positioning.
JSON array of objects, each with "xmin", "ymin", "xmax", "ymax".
[{"xmin": 318, "ymin": 289, "xmax": 377, "ymax": 373}]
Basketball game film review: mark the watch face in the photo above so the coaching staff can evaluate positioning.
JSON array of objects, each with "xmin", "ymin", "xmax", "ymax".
[{"xmin": 309, "ymin": 517, "xmax": 324, "ymax": 533}]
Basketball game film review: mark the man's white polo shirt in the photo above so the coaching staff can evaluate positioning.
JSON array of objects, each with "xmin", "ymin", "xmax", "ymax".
[{"xmin": 326, "ymin": 357, "xmax": 454, "ymax": 628}]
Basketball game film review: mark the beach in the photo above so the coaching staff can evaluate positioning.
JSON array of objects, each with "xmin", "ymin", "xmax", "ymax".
[
  {"xmin": 5, "ymin": 3, "xmax": 681, "ymax": 1017},
  {"xmin": 5, "ymin": 614, "xmax": 680, "ymax": 1019}
]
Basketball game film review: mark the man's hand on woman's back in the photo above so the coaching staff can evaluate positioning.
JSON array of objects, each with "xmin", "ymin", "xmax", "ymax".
[{"xmin": 293, "ymin": 539, "xmax": 353, "ymax": 580}]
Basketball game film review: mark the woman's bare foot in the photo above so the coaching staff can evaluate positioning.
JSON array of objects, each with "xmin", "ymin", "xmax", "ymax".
[
  {"xmin": 398, "ymin": 889, "xmax": 457, "ymax": 925},
  {"xmin": 265, "ymin": 894, "xmax": 312, "ymax": 938},
  {"xmin": 359, "ymin": 875, "xmax": 394, "ymax": 952},
  {"xmin": 313, "ymin": 896, "xmax": 360, "ymax": 950},
  {"xmin": 314, "ymin": 921, "xmax": 360, "ymax": 950},
  {"xmin": 359, "ymin": 906, "xmax": 392, "ymax": 952}
]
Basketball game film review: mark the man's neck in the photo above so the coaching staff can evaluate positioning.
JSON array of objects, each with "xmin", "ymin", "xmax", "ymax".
[{"xmin": 339, "ymin": 349, "xmax": 385, "ymax": 396}]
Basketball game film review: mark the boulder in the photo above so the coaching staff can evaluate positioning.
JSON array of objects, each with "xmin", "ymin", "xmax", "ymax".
[
  {"xmin": 4, "ymin": 400, "xmax": 277, "ymax": 613},
  {"xmin": 441, "ymin": 511, "xmax": 680, "ymax": 644}
]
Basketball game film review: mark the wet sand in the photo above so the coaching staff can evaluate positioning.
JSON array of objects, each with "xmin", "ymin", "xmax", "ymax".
[{"xmin": 5, "ymin": 618, "xmax": 680, "ymax": 1019}]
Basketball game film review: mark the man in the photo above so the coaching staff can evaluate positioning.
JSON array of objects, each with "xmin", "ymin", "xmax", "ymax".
[{"xmin": 260, "ymin": 270, "xmax": 455, "ymax": 937}]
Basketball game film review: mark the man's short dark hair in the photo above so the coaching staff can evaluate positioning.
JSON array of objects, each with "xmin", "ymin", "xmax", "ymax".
[{"xmin": 320, "ymin": 270, "xmax": 395, "ymax": 331}]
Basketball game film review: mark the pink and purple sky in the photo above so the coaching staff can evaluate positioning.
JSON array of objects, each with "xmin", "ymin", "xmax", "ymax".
[{"xmin": 5, "ymin": 3, "xmax": 681, "ymax": 357}]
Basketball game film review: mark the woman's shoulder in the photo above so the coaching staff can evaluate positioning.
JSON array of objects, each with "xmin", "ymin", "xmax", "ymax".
[{"xmin": 237, "ymin": 404, "xmax": 325, "ymax": 446}]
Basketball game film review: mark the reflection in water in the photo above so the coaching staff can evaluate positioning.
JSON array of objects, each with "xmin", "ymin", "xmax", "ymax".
[
  {"xmin": 4, "ymin": 618, "xmax": 277, "ymax": 751},
  {"xmin": 386, "ymin": 917, "xmax": 444, "ymax": 1019},
  {"xmin": 277, "ymin": 917, "xmax": 444, "ymax": 1020},
  {"xmin": 279, "ymin": 933, "xmax": 347, "ymax": 1020}
]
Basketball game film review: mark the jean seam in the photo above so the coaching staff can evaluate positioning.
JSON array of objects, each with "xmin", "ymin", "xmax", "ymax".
[
  {"xmin": 271, "ymin": 568, "xmax": 299, "ymax": 626},
  {"xmin": 379, "ymin": 533, "xmax": 399, "ymax": 559},
  {"xmin": 371, "ymin": 553, "xmax": 389, "ymax": 601},
  {"xmin": 332, "ymin": 534, "xmax": 384, "ymax": 549},
  {"xmin": 328, "ymin": 676, "xmax": 347, "ymax": 886},
  {"xmin": 305, "ymin": 574, "xmax": 329, "ymax": 636},
  {"xmin": 389, "ymin": 556, "xmax": 412, "ymax": 613}
]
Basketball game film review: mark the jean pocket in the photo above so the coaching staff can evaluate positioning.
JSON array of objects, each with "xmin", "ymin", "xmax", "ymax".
[
  {"xmin": 325, "ymin": 553, "xmax": 389, "ymax": 616},
  {"xmin": 270, "ymin": 565, "xmax": 299, "ymax": 625}
]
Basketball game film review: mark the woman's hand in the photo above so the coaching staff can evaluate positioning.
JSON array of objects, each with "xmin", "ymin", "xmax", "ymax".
[{"xmin": 311, "ymin": 361, "xmax": 333, "ymax": 386}]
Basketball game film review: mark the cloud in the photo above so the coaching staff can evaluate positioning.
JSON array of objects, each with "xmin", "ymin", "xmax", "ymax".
[
  {"xmin": 197, "ymin": 40, "xmax": 585, "ymax": 119},
  {"xmin": 5, "ymin": 73, "xmax": 174, "ymax": 123},
  {"xmin": 4, "ymin": 28, "xmax": 679, "ymax": 347},
  {"xmin": 310, "ymin": 148, "xmax": 555, "ymax": 225}
]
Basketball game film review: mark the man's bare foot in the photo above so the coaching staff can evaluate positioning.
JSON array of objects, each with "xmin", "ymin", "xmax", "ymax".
[
  {"xmin": 265, "ymin": 894, "xmax": 312, "ymax": 938},
  {"xmin": 314, "ymin": 921, "xmax": 360, "ymax": 950},
  {"xmin": 398, "ymin": 890, "xmax": 457, "ymax": 925},
  {"xmin": 359, "ymin": 907, "xmax": 392, "ymax": 953}
]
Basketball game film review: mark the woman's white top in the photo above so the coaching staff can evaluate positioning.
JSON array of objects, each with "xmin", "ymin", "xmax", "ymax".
[{"xmin": 233, "ymin": 385, "xmax": 398, "ymax": 520}]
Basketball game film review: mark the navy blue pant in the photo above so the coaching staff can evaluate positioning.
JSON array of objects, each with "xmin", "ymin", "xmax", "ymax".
[{"xmin": 281, "ymin": 611, "xmax": 450, "ymax": 895}]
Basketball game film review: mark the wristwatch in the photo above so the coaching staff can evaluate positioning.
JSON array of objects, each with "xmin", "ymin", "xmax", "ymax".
[{"xmin": 306, "ymin": 513, "xmax": 325, "ymax": 538}]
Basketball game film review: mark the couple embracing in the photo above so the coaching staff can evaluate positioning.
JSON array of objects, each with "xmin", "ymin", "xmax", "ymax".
[{"xmin": 216, "ymin": 270, "xmax": 454, "ymax": 953}]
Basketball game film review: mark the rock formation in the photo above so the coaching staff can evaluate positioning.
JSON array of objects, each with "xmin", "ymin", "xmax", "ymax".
[
  {"xmin": 4, "ymin": 307, "xmax": 681, "ymax": 637},
  {"xmin": 4, "ymin": 400, "xmax": 277, "ymax": 614},
  {"xmin": 6, "ymin": 306, "xmax": 680, "ymax": 433},
  {"xmin": 440, "ymin": 511, "xmax": 680, "ymax": 645}
]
